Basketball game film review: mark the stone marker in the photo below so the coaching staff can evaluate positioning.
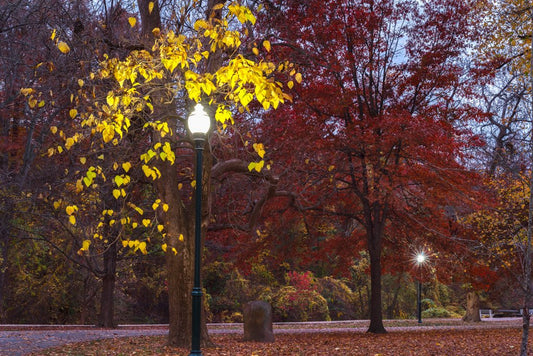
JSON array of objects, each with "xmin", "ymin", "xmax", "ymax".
[{"xmin": 243, "ymin": 301, "xmax": 274, "ymax": 342}]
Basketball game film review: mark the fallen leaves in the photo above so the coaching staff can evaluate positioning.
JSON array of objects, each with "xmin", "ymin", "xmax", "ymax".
[{"xmin": 30, "ymin": 328, "xmax": 532, "ymax": 356}]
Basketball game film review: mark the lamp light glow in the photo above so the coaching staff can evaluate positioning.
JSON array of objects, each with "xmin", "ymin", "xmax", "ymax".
[
  {"xmin": 416, "ymin": 253, "xmax": 426, "ymax": 265},
  {"xmin": 188, "ymin": 103, "xmax": 211, "ymax": 135}
]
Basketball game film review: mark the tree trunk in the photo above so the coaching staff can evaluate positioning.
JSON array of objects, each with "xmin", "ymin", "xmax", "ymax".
[
  {"xmin": 156, "ymin": 148, "xmax": 212, "ymax": 348},
  {"xmin": 137, "ymin": 0, "xmax": 161, "ymax": 39},
  {"xmin": 367, "ymin": 228, "xmax": 386, "ymax": 333},
  {"xmin": 98, "ymin": 240, "xmax": 117, "ymax": 328},
  {"xmin": 522, "ymin": 9, "xmax": 533, "ymax": 354},
  {"xmin": 0, "ymin": 233, "xmax": 8, "ymax": 322},
  {"xmin": 462, "ymin": 291, "xmax": 481, "ymax": 322},
  {"xmin": 0, "ymin": 199, "xmax": 13, "ymax": 323}
]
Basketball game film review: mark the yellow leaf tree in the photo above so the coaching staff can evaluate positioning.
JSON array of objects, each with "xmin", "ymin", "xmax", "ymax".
[
  {"xmin": 35, "ymin": 0, "xmax": 296, "ymax": 347},
  {"xmin": 477, "ymin": 1, "xmax": 533, "ymax": 353}
]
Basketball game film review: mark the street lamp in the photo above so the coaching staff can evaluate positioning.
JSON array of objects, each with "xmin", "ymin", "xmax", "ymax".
[
  {"xmin": 416, "ymin": 253, "xmax": 426, "ymax": 324},
  {"xmin": 188, "ymin": 103, "xmax": 210, "ymax": 356}
]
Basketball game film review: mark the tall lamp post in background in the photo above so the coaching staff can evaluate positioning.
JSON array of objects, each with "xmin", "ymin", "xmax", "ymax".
[
  {"xmin": 416, "ymin": 253, "xmax": 427, "ymax": 324},
  {"xmin": 188, "ymin": 103, "xmax": 211, "ymax": 356}
]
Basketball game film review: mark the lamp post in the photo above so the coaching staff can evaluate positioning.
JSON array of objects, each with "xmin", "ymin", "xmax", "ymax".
[
  {"xmin": 188, "ymin": 103, "xmax": 210, "ymax": 356},
  {"xmin": 416, "ymin": 253, "xmax": 426, "ymax": 324}
]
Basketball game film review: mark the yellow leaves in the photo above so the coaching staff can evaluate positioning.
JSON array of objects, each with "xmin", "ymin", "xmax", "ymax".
[
  {"xmin": 20, "ymin": 88, "xmax": 34, "ymax": 96},
  {"xmin": 122, "ymin": 162, "xmax": 132, "ymax": 172},
  {"xmin": 50, "ymin": 126, "xmax": 58, "ymax": 134},
  {"xmin": 140, "ymin": 149, "xmax": 157, "ymax": 164},
  {"xmin": 212, "ymin": 2, "xmax": 225, "ymax": 11},
  {"xmin": 79, "ymin": 240, "xmax": 91, "ymax": 253},
  {"xmin": 128, "ymin": 17, "xmax": 137, "ymax": 27},
  {"xmin": 53, "ymin": 200, "xmax": 62, "ymax": 210},
  {"xmin": 64, "ymin": 137, "xmax": 74, "ymax": 150},
  {"xmin": 65, "ymin": 205, "xmax": 78, "ymax": 216},
  {"xmin": 114, "ymin": 174, "xmax": 130, "ymax": 188},
  {"xmin": 28, "ymin": 97, "xmax": 38, "ymax": 109},
  {"xmin": 194, "ymin": 19, "xmax": 209, "ymax": 31},
  {"xmin": 122, "ymin": 240, "xmax": 148, "ymax": 254},
  {"xmin": 215, "ymin": 105, "xmax": 233, "ymax": 127},
  {"xmin": 228, "ymin": 3, "xmax": 256, "ymax": 25},
  {"xmin": 83, "ymin": 167, "xmax": 97, "ymax": 187},
  {"xmin": 69, "ymin": 109, "xmax": 78, "ymax": 119},
  {"xmin": 263, "ymin": 40, "xmax": 271, "ymax": 52},
  {"xmin": 253, "ymin": 143, "xmax": 265, "ymax": 158},
  {"xmin": 76, "ymin": 179, "xmax": 83, "ymax": 193},
  {"xmin": 50, "ymin": 29, "xmax": 56, "ymax": 41},
  {"xmin": 57, "ymin": 41, "xmax": 70, "ymax": 54},
  {"xmin": 162, "ymin": 243, "xmax": 178, "ymax": 255},
  {"xmin": 148, "ymin": 2, "xmax": 154, "ymax": 14},
  {"xmin": 128, "ymin": 203, "xmax": 143, "ymax": 216},
  {"xmin": 137, "ymin": 241, "xmax": 148, "ymax": 254},
  {"xmin": 295, "ymin": 72, "xmax": 303, "ymax": 84},
  {"xmin": 102, "ymin": 124, "xmax": 115, "ymax": 143},
  {"xmin": 248, "ymin": 160, "xmax": 265, "ymax": 172},
  {"xmin": 160, "ymin": 142, "xmax": 175, "ymax": 164},
  {"xmin": 142, "ymin": 165, "xmax": 161, "ymax": 180},
  {"xmin": 69, "ymin": 215, "xmax": 76, "ymax": 225},
  {"xmin": 106, "ymin": 93, "xmax": 118, "ymax": 108},
  {"xmin": 78, "ymin": 79, "xmax": 84, "ymax": 87},
  {"xmin": 142, "ymin": 219, "xmax": 151, "ymax": 227}
]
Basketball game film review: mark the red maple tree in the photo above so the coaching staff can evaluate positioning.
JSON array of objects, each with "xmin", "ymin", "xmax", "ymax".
[{"xmin": 250, "ymin": 0, "xmax": 486, "ymax": 332}]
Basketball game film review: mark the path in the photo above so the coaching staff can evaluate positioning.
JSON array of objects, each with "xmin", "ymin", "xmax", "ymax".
[{"xmin": 0, "ymin": 318, "xmax": 523, "ymax": 356}]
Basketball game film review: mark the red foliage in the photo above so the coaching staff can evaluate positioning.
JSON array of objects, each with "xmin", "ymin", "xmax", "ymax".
[{"xmin": 245, "ymin": 0, "xmax": 489, "ymax": 332}]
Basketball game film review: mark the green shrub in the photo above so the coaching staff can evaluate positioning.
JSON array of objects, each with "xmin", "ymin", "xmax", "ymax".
[
  {"xmin": 271, "ymin": 286, "xmax": 330, "ymax": 322},
  {"xmin": 421, "ymin": 298, "xmax": 435, "ymax": 310},
  {"xmin": 422, "ymin": 307, "xmax": 452, "ymax": 318}
]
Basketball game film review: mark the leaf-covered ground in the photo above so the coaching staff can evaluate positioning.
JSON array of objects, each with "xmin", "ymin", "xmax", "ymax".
[{"xmin": 32, "ymin": 328, "xmax": 530, "ymax": 355}]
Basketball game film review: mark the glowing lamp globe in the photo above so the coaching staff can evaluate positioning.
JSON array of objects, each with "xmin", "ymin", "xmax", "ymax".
[
  {"xmin": 188, "ymin": 103, "xmax": 211, "ymax": 135},
  {"xmin": 416, "ymin": 253, "xmax": 426, "ymax": 265}
]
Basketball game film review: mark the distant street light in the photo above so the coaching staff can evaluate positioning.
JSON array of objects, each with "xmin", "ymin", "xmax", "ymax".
[
  {"xmin": 188, "ymin": 103, "xmax": 211, "ymax": 356},
  {"xmin": 416, "ymin": 252, "xmax": 427, "ymax": 324}
]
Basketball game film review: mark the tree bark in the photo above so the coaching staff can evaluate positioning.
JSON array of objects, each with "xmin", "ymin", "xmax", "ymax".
[
  {"xmin": 98, "ymin": 240, "xmax": 117, "ymax": 328},
  {"xmin": 157, "ymin": 146, "xmax": 212, "ymax": 348},
  {"xmin": 137, "ymin": 0, "xmax": 161, "ymax": 39},
  {"xmin": 462, "ymin": 291, "xmax": 481, "ymax": 322},
  {"xmin": 0, "ymin": 232, "xmax": 8, "ymax": 322},
  {"xmin": 522, "ymin": 5, "xmax": 533, "ymax": 355},
  {"xmin": 367, "ymin": 216, "xmax": 386, "ymax": 333}
]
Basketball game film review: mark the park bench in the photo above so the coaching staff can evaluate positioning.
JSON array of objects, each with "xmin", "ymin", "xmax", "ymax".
[
  {"xmin": 478, "ymin": 308, "xmax": 533, "ymax": 318},
  {"xmin": 492, "ymin": 309, "xmax": 523, "ymax": 318},
  {"xmin": 479, "ymin": 309, "xmax": 493, "ymax": 318}
]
